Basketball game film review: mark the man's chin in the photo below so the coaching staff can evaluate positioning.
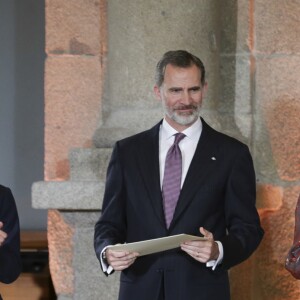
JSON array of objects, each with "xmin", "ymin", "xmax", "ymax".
[{"xmin": 172, "ymin": 114, "xmax": 199, "ymax": 126}]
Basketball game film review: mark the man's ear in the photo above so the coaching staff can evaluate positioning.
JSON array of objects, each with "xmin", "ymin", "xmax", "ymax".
[
  {"xmin": 202, "ymin": 82, "xmax": 208, "ymax": 97},
  {"xmin": 153, "ymin": 85, "xmax": 161, "ymax": 100}
]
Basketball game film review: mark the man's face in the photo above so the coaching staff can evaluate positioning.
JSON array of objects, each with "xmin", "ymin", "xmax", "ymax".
[{"xmin": 154, "ymin": 64, "xmax": 207, "ymax": 131}]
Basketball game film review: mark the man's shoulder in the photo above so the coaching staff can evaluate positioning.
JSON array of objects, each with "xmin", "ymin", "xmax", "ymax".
[
  {"xmin": 0, "ymin": 185, "xmax": 11, "ymax": 196},
  {"xmin": 0, "ymin": 185, "xmax": 15, "ymax": 212},
  {"xmin": 116, "ymin": 121, "xmax": 161, "ymax": 147},
  {"xmin": 202, "ymin": 118, "xmax": 249, "ymax": 150}
]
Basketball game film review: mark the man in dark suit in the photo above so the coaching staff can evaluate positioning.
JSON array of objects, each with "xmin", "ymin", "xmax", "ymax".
[
  {"xmin": 0, "ymin": 185, "xmax": 21, "ymax": 290},
  {"xmin": 94, "ymin": 50, "xmax": 264, "ymax": 300}
]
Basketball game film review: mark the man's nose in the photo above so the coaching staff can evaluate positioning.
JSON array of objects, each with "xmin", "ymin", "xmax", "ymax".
[{"xmin": 181, "ymin": 91, "xmax": 192, "ymax": 104}]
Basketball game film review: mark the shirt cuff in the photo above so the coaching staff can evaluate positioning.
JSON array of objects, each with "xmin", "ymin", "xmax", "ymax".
[
  {"xmin": 206, "ymin": 241, "xmax": 223, "ymax": 271},
  {"xmin": 100, "ymin": 247, "xmax": 114, "ymax": 275}
]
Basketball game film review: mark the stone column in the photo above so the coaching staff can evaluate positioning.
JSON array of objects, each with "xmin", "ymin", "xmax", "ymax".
[
  {"xmin": 34, "ymin": 1, "xmax": 114, "ymax": 299},
  {"xmin": 94, "ymin": 0, "xmax": 222, "ymax": 147},
  {"xmin": 34, "ymin": 1, "xmax": 224, "ymax": 299},
  {"xmin": 229, "ymin": 1, "xmax": 300, "ymax": 299},
  {"xmin": 252, "ymin": 0, "xmax": 300, "ymax": 298},
  {"xmin": 44, "ymin": 0, "xmax": 106, "ymax": 180}
]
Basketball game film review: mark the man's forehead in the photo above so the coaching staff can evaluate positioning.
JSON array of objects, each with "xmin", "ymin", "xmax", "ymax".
[{"xmin": 163, "ymin": 64, "xmax": 202, "ymax": 84}]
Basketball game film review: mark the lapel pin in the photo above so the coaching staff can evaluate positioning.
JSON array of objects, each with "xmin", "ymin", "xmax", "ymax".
[{"xmin": 211, "ymin": 157, "xmax": 216, "ymax": 161}]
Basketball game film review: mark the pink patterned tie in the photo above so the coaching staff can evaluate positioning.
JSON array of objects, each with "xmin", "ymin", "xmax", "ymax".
[{"xmin": 162, "ymin": 133, "xmax": 186, "ymax": 228}]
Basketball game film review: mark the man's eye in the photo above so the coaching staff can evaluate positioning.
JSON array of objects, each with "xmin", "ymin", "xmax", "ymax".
[
  {"xmin": 170, "ymin": 89, "xmax": 181, "ymax": 93},
  {"xmin": 190, "ymin": 87, "xmax": 201, "ymax": 92}
]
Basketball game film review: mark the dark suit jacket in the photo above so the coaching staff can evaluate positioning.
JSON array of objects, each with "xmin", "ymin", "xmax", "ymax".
[
  {"xmin": 94, "ymin": 118, "xmax": 264, "ymax": 300},
  {"xmin": 0, "ymin": 185, "xmax": 21, "ymax": 284}
]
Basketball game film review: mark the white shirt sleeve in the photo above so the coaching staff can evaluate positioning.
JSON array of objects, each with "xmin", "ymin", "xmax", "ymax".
[
  {"xmin": 206, "ymin": 241, "xmax": 224, "ymax": 271},
  {"xmin": 100, "ymin": 247, "xmax": 114, "ymax": 275}
]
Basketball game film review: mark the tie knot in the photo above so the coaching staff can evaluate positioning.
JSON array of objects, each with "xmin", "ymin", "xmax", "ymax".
[{"xmin": 173, "ymin": 133, "xmax": 185, "ymax": 145}]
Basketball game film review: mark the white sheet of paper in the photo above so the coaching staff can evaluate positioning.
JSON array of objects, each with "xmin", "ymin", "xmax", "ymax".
[{"xmin": 106, "ymin": 234, "xmax": 207, "ymax": 256}]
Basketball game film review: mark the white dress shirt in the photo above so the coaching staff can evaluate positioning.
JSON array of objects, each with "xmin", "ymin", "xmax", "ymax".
[
  {"xmin": 159, "ymin": 118, "xmax": 202, "ymax": 189},
  {"xmin": 159, "ymin": 118, "xmax": 223, "ymax": 270}
]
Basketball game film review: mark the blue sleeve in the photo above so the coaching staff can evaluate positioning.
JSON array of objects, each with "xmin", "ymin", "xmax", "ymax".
[{"xmin": 0, "ymin": 186, "xmax": 22, "ymax": 283}]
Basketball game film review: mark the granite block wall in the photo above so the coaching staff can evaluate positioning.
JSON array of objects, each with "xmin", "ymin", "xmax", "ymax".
[{"xmin": 32, "ymin": 0, "xmax": 300, "ymax": 299}]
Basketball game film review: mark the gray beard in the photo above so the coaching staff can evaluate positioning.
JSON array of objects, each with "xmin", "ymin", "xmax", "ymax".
[{"xmin": 162, "ymin": 102, "xmax": 201, "ymax": 126}]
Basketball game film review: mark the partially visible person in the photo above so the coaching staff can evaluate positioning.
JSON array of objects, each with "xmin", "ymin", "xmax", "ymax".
[
  {"xmin": 0, "ymin": 185, "xmax": 21, "ymax": 293},
  {"xmin": 286, "ymin": 193, "xmax": 300, "ymax": 279}
]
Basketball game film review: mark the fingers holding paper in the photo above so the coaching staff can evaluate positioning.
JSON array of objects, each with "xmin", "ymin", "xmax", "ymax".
[
  {"xmin": 106, "ymin": 249, "xmax": 139, "ymax": 271},
  {"xmin": 181, "ymin": 227, "xmax": 219, "ymax": 263}
]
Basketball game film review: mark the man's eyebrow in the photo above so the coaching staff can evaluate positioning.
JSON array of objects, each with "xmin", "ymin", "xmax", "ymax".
[
  {"xmin": 168, "ymin": 87, "xmax": 183, "ymax": 91},
  {"xmin": 188, "ymin": 86, "xmax": 201, "ymax": 90}
]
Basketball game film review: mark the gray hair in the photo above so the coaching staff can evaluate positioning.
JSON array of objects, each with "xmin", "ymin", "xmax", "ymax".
[{"xmin": 155, "ymin": 50, "xmax": 206, "ymax": 87}]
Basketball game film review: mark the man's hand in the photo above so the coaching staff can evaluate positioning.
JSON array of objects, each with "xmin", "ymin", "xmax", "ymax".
[
  {"xmin": 180, "ymin": 227, "xmax": 219, "ymax": 263},
  {"xmin": 105, "ymin": 248, "xmax": 139, "ymax": 271},
  {"xmin": 0, "ymin": 222, "xmax": 8, "ymax": 247}
]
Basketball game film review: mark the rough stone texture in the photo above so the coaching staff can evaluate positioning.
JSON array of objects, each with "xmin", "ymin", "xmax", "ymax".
[
  {"xmin": 48, "ymin": 211, "xmax": 120, "ymax": 300},
  {"xmin": 252, "ymin": 114, "xmax": 279, "ymax": 183},
  {"xmin": 100, "ymin": 0, "xmax": 221, "ymax": 141},
  {"xmin": 57, "ymin": 296, "xmax": 73, "ymax": 300},
  {"xmin": 93, "ymin": 108, "xmax": 163, "ymax": 147},
  {"xmin": 48, "ymin": 210, "xmax": 74, "ymax": 296},
  {"xmin": 255, "ymin": 0, "xmax": 300, "ymax": 53},
  {"xmin": 254, "ymin": 186, "xmax": 300, "ymax": 299},
  {"xmin": 219, "ymin": 0, "xmax": 254, "ymax": 143},
  {"xmin": 46, "ymin": 0, "xmax": 106, "ymax": 55},
  {"xmin": 220, "ymin": 0, "xmax": 238, "ymax": 54},
  {"xmin": 73, "ymin": 224, "xmax": 120, "ymax": 300},
  {"xmin": 93, "ymin": 127, "xmax": 140, "ymax": 148},
  {"xmin": 69, "ymin": 148, "xmax": 112, "ymax": 181},
  {"xmin": 255, "ymin": 56, "xmax": 300, "ymax": 181},
  {"xmin": 226, "ymin": 1, "xmax": 300, "ymax": 299},
  {"xmin": 218, "ymin": 54, "xmax": 253, "ymax": 141},
  {"xmin": 264, "ymin": 94, "xmax": 300, "ymax": 181},
  {"xmin": 36, "ymin": 0, "xmax": 300, "ymax": 299},
  {"xmin": 230, "ymin": 257, "xmax": 254, "ymax": 300},
  {"xmin": 230, "ymin": 186, "xmax": 300, "ymax": 300},
  {"xmin": 67, "ymin": 212, "xmax": 119, "ymax": 300},
  {"xmin": 220, "ymin": 0, "xmax": 252, "ymax": 54},
  {"xmin": 74, "ymin": 272, "xmax": 120, "ymax": 300},
  {"xmin": 45, "ymin": 56, "xmax": 103, "ymax": 180},
  {"xmin": 256, "ymin": 184, "xmax": 283, "ymax": 211},
  {"xmin": 32, "ymin": 181, "xmax": 104, "ymax": 210},
  {"xmin": 219, "ymin": 55, "xmax": 251, "ymax": 113}
]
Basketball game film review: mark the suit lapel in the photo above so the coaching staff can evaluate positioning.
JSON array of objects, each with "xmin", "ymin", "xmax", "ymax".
[
  {"xmin": 170, "ymin": 119, "xmax": 220, "ymax": 229},
  {"xmin": 135, "ymin": 121, "xmax": 166, "ymax": 228},
  {"xmin": 133, "ymin": 118, "xmax": 221, "ymax": 231}
]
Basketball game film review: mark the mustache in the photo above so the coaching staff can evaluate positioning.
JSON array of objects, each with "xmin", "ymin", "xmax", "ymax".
[{"xmin": 173, "ymin": 105, "xmax": 198, "ymax": 110}]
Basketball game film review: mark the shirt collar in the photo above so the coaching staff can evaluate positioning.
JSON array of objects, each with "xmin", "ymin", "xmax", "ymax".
[{"xmin": 161, "ymin": 117, "xmax": 202, "ymax": 141}]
